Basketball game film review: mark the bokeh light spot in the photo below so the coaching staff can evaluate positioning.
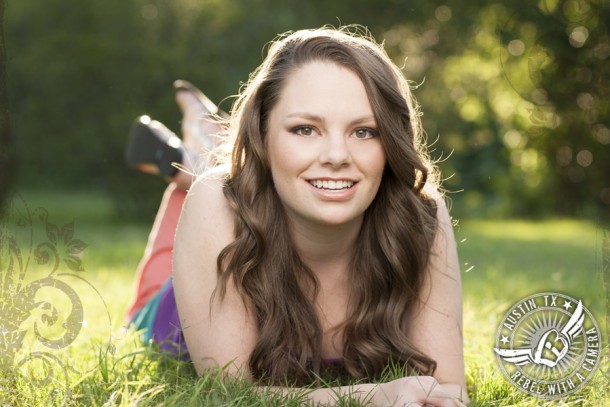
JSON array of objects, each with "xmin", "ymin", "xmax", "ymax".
[
  {"xmin": 503, "ymin": 130, "xmax": 524, "ymax": 149},
  {"xmin": 435, "ymin": 6, "xmax": 452, "ymax": 22},
  {"xmin": 569, "ymin": 26, "xmax": 589, "ymax": 48},
  {"xmin": 576, "ymin": 150, "xmax": 593, "ymax": 167},
  {"xmin": 593, "ymin": 125, "xmax": 610, "ymax": 144},
  {"xmin": 508, "ymin": 39, "xmax": 525, "ymax": 56},
  {"xmin": 576, "ymin": 92, "xmax": 594, "ymax": 110}
]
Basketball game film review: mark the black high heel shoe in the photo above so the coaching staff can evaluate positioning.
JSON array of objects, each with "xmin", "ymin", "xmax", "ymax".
[{"xmin": 125, "ymin": 115, "xmax": 184, "ymax": 177}]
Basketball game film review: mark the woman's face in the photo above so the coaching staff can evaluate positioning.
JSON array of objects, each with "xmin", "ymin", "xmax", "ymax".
[{"xmin": 265, "ymin": 61, "xmax": 386, "ymax": 228}]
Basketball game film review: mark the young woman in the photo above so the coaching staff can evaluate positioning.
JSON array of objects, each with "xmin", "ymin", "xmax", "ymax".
[{"xmin": 126, "ymin": 27, "xmax": 468, "ymax": 406}]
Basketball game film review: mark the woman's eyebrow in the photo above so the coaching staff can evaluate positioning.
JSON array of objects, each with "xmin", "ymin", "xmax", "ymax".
[
  {"xmin": 349, "ymin": 115, "xmax": 377, "ymax": 126},
  {"xmin": 285, "ymin": 112, "xmax": 324, "ymax": 122},
  {"xmin": 285, "ymin": 112, "xmax": 376, "ymax": 126}
]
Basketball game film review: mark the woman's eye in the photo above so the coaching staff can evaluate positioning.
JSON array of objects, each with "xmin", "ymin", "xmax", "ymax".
[
  {"xmin": 293, "ymin": 126, "xmax": 317, "ymax": 137},
  {"xmin": 353, "ymin": 128, "xmax": 377, "ymax": 139}
]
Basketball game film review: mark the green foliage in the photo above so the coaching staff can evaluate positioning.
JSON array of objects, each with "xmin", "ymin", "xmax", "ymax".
[
  {"xmin": 381, "ymin": 1, "xmax": 610, "ymax": 219},
  {"xmin": 5, "ymin": 1, "xmax": 609, "ymax": 219},
  {"xmin": 0, "ymin": 0, "xmax": 14, "ymax": 215}
]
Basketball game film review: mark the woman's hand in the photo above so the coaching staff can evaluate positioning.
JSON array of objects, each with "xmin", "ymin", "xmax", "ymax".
[
  {"xmin": 293, "ymin": 376, "xmax": 468, "ymax": 406},
  {"xmin": 372, "ymin": 376, "xmax": 468, "ymax": 407}
]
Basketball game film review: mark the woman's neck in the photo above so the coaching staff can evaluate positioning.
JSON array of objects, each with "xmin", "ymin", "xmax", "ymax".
[
  {"xmin": 288, "ymin": 214, "xmax": 363, "ymax": 281},
  {"xmin": 287, "ymin": 215, "xmax": 361, "ymax": 358}
]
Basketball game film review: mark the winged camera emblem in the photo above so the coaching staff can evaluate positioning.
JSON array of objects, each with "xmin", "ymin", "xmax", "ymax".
[{"xmin": 494, "ymin": 300, "xmax": 584, "ymax": 368}]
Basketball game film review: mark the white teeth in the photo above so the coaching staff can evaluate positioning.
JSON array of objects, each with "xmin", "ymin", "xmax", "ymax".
[{"xmin": 309, "ymin": 179, "xmax": 354, "ymax": 190}]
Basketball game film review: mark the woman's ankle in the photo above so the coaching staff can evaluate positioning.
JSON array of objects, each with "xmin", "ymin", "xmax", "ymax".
[{"xmin": 170, "ymin": 170, "xmax": 194, "ymax": 190}]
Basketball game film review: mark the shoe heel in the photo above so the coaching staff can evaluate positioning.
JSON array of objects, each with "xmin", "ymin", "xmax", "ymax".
[{"xmin": 125, "ymin": 115, "xmax": 184, "ymax": 177}]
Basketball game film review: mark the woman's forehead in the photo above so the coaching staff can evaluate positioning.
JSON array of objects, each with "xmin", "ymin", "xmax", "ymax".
[{"xmin": 273, "ymin": 61, "xmax": 374, "ymax": 121}]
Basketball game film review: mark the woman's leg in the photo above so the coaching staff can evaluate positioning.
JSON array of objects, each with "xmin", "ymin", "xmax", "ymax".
[
  {"xmin": 124, "ymin": 80, "xmax": 224, "ymax": 322},
  {"xmin": 125, "ymin": 80, "xmax": 226, "ymax": 191},
  {"xmin": 125, "ymin": 183, "xmax": 186, "ymax": 321}
]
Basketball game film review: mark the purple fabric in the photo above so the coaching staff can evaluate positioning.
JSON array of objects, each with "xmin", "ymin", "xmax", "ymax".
[{"xmin": 151, "ymin": 279, "xmax": 189, "ymax": 359}]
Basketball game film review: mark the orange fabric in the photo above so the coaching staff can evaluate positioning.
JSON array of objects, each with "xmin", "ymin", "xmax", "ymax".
[{"xmin": 125, "ymin": 184, "xmax": 187, "ymax": 321}]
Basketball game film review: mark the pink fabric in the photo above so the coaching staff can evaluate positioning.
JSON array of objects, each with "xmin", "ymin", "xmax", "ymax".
[{"xmin": 125, "ymin": 184, "xmax": 186, "ymax": 321}]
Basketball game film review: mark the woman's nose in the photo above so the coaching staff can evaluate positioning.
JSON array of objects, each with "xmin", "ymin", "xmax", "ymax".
[{"xmin": 318, "ymin": 133, "xmax": 351, "ymax": 167}]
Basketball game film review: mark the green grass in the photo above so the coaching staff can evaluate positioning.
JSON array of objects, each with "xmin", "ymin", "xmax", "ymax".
[
  {"xmin": 455, "ymin": 219, "xmax": 609, "ymax": 406},
  {"xmin": 1, "ymin": 190, "xmax": 608, "ymax": 405}
]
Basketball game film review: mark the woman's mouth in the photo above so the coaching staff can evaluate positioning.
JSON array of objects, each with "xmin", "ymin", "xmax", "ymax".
[{"xmin": 307, "ymin": 179, "xmax": 355, "ymax": 190}]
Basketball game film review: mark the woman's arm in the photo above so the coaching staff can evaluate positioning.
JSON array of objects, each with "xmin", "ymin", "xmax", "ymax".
[
  {"xmin": 269, "ymin": 376, "xmax": 465, "ymax": 406},
  {"xmin": 172, "ymin": 172, "xmax": 258, "ymax": 376},
  {"xmin": 404, "ymin": 193, "xmax": 469, "ymax": 403}
]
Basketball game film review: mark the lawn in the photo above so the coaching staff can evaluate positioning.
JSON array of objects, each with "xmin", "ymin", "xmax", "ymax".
[{"xmin": 1, "ymin": 190, "xmax": 608, "ymax": 406}]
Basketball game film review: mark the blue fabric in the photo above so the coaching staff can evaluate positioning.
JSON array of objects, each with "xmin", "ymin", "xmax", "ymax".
[{"xmin": 130, "ymin": 279, "xmax": 189, "ymax": 359}]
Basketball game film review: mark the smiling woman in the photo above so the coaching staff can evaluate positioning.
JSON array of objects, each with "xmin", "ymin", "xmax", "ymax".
[
  {"xmin": 265, "ymin": 61, "xmax": 386, "ymax": 227},
  {"xmin": 126, "ymin": 26, "xmax": 468, "ymax": 406}
]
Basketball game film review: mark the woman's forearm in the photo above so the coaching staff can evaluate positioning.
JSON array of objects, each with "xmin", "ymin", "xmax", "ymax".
[
  {"xmin": 265, "ymin": 382, "xmax": 376, "ymax": 405},
  {"xmin": 264, "ymin": 377, "xmax": 468, "ymax": 406}
]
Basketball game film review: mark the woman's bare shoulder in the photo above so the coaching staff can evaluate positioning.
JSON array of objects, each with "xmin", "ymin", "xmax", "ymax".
[
  {"xmin": 190, "ymin": 166, "xmax": 233, "ymax": 222},
  {"xmin": 173, "ymin": 167, "xmax": 235, "ymax": 278},
  {"xmin": 189, "ymin": 164, "xmax": 230, "ymax": 202}
]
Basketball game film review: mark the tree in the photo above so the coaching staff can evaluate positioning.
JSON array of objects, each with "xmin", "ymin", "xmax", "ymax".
[{"xmin": 0, "ymin": 0, "xmax": 13, "ymax": 214}]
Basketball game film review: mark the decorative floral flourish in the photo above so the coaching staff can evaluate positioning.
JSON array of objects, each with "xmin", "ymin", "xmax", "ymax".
[
  {"xmin": 39, "ymin": 220, "xmax": 88, "ymax": 273},
  {"xmin": 0, "ymin": 193, "xmax": 90, "ymax": 401}
]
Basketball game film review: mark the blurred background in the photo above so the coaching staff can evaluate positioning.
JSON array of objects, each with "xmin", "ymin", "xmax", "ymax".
[{"xmin": 2, "ymin": 0, "xmax": 609, "ymax": 222}]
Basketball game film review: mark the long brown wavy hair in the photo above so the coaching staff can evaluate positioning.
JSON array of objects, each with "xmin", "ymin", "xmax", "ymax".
[{"xmin": 215, "ymin": 27, "xmax": 440, "ymax": 384}]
